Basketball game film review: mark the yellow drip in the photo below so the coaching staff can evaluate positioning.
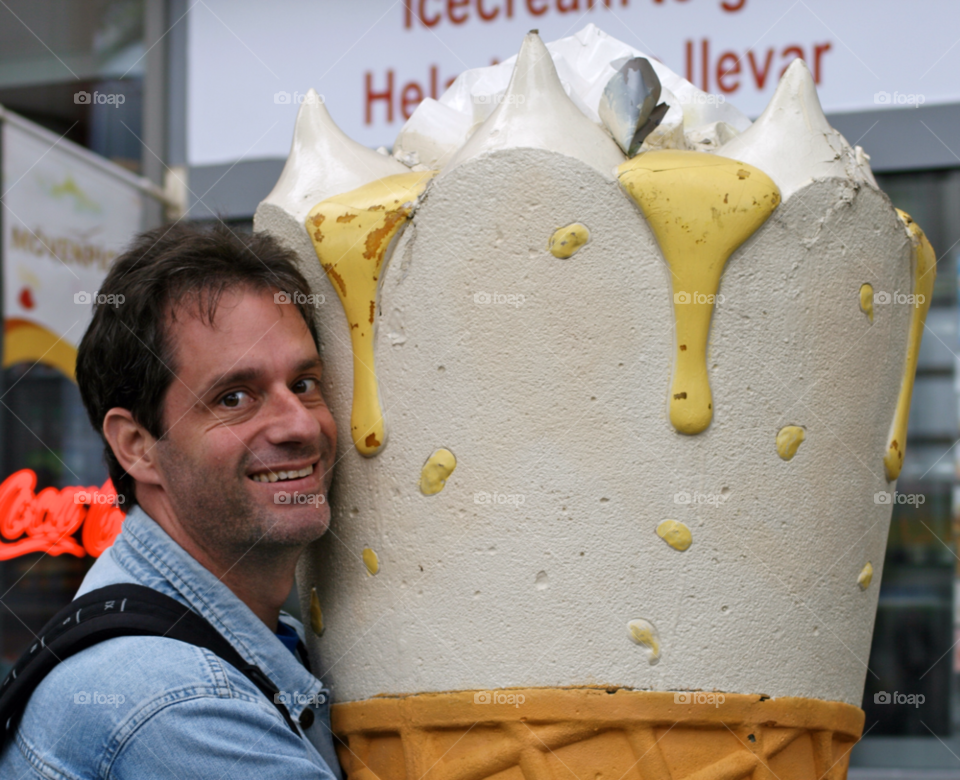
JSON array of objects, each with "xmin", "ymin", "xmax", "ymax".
[
  {"xmin": 656, "ymin": 519, "xmax": 692, "ymax": 551},
  {"xmin": 309, "ymin": 587, "xmax": 325, "ymax": 636},
  {"xmin": 362, "ymin": 547, "xmax": 380, "ymax": 576},
  {"xmin": 859, "ymin": 283, "xmax": 874, "ymax": 322},
  {"xmin": 548, "ymin": 223, "xmax": 590, "ymax": 258},
  {"xmin": 883, "ymin": 210, "xmax": 936, "ymax": 481},
  {"xmin": 618, "ymin": 151, "xmax": 780, "ymax": 435},
  {"xmin": 306, "ymin": 172, "xmax": 436, "ymax": 456},
  {"xmin": 420, "ymin": 448, "xmax": 457, "ymax": 495},
  {"xmin": 627, "ymin": 619, "xmax": 661, "ymax": 663},
  {"xmin": 776, "ymin": 426, "xmax": 805, "ymax": 461}
]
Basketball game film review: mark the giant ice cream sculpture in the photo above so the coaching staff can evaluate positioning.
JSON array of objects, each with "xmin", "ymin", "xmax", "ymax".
[{"xmin": 255, "ymin": 25, "xmax": 934, "ymax": 780}]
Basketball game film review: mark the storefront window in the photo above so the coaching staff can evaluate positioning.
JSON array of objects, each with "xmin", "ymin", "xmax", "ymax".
[
  {"xmin": 0, "ymin": 0, "xmax": 145, "ymax": 171},
  {"xmin": 0, "ymin": 363, "xmax": 107, "ymax": 675},
  {"xmin": 862, "ymin": 485, "xmax": 954, "ymax": 736}
]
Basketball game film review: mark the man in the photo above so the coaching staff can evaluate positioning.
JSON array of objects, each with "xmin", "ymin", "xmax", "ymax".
[{"xmin": 0, "ymin": 222, "xmax": 342, "ymax": 778}]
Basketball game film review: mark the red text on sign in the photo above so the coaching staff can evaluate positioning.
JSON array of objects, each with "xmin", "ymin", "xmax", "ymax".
[
  {"xmin": 0, "ymin": 469, "xmax": 126, "ymax": 560},
  {"xmin": 366, "ymin": 64, "xmax": 458, "ymax": 124},
  {"xmin": 685, "ymin": 37, "xmax": 832, "ymax": 94}
]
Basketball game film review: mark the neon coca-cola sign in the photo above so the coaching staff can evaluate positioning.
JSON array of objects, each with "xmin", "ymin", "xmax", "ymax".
[{"xmin": 0, "ymin": 469, "xmax": 125, "ymax": 559}]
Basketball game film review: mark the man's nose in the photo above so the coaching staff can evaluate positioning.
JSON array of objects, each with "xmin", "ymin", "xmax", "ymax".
[{"xmin": 262, "ymin": 384, "xmax": 323, "ymax": 444}]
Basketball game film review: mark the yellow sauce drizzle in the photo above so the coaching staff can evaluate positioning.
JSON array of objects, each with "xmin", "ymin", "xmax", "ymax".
[
  {"xmin": 548, "ymin": 223, "xmax": 590, "ymax": 258},
  {"xmin": 310, "ymin": 587, "xmax": 325, "ymax": 636},
  {"xmin": 776, "ymin": 426, "xmax": 806, "ymax": 461},
  {"xmin": 627, "ymin": 619, "xmax": 661, "ymax": 664},
  {"xmin": 656, "ymin": 519, "xmax": 692, "ymax": 551},
  {"xmin": 883, "ymin": 210, "xmax": 936, "ymax": 481},
  {"xmin": 420, "ymin": 448, "xmax": 457, "ymax": 495},
  {"xmin": 618, "ymin": 151, "xmax": 780, "ymax": 435},
  {"xmin": 857, "ymin": 562, "xmax": 873, "ymax": 591},
  {"xmin": 859, "ymin": 283, "xmax": 874, "ymax": 322},
  {"xmin": 362, "ymin": 547, "xmax": 380, "ymax": 576},
  {"xmin": 305, "ymin": 172, "xmax": 436, "ymax": 456}
]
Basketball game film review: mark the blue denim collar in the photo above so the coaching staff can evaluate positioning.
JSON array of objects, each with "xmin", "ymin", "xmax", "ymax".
[{"xmin": 78, "ymin": 505, "xmax": 324, "ymax": 722}]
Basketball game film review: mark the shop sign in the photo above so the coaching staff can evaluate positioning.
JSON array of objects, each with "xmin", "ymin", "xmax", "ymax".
[
  {"xmin": 0, "ymin": 469, "xmax": 125, "ymax": 559},
  {"xmin": 2, "ymin": 119, "xmax": 144, "ymax": 379}
]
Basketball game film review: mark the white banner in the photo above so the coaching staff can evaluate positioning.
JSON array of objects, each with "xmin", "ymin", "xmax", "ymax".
[
  {"xmin": 187, "ymin": 0, "xmax": 960, "ymax": 167},
  {"xmin": 2, "ymin": 120, "xmax": 144, "ymax": 376}
]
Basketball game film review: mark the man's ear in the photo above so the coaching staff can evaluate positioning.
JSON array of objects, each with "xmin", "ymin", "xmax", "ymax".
[{"xmin": 102, "ymin": 408, "xmax": 163, "ymax": 488}]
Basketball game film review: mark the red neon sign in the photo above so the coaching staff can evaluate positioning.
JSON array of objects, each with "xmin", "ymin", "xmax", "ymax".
[{"xmin": 0, "ymin": 469, "xmax": 126, "ymax": 560}]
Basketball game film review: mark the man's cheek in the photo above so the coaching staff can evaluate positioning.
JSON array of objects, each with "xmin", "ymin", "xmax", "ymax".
[{"xmin": 204, "ymin": 434, "xmax": 249, "ymax": 482}]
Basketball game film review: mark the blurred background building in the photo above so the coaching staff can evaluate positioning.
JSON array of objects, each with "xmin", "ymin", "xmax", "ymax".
[{"xmin": 0, "ymin": 1, "xmax": 958, "ymax": 775}]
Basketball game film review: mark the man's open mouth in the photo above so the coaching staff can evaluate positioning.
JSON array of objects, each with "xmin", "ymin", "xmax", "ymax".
[{"xmin": 249, "ymin": 462, "xmax": 315, "ymax": 483}]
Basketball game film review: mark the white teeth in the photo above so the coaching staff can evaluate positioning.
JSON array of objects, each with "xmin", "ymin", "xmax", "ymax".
[
  {"xmin": 717, "ymin": 58, "xmax": 878, "ymax": 201},
  {"xmin": 251, "ymin": 464, "xmax": 315, "ymax": 483}
]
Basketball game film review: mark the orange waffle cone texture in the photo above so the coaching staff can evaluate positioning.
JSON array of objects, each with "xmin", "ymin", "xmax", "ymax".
[{"xmin": 332, "ymin": 688, "xmax": 864, "ymax": 780}]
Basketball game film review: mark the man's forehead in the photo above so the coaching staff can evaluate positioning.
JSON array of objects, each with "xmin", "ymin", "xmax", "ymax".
[
  {"xmin": 164, "ymin": 286, "xmax": 316, "ymax": 385},
  {"xmin": 166, "ymin": 284, "xmax": 280, "ymax": 332}
]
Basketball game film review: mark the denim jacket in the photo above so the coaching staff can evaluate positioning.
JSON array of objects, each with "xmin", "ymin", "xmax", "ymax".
[{"xmin": 0, "ymin": 506, "xmax": 343, "ymax": 779}]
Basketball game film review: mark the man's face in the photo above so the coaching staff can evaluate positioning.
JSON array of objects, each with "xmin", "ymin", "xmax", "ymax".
[{"xmin": 153, "ymin": 285, "xmax": 337, "ymax": 559}]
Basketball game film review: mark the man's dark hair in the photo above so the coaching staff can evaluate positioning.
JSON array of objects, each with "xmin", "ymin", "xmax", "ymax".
[{"xmin": 76, "ymin": 221, "xmax": 320, "ymax": 510}]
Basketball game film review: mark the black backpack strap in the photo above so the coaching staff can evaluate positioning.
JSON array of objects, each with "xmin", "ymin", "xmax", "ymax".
[
  {"xmin": 0, "ymin": 583, "xmax": 301, "ymax": 739},
  {"xmin": 295, "ymin": 639, "xmax": 312, "ymax": 674}
]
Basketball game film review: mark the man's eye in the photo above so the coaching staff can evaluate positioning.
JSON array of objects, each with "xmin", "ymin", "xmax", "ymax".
[
  {"xmin": 293, "ymin": 377, "xmax": 319, "ymax": 394},
  {"xmin": 220, "ymin": 391, "xmax": 249, "ymax": 409}
]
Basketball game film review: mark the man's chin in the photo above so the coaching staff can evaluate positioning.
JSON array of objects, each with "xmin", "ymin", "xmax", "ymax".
[{"xmin": 261, "ymin": 502, "xmax": 331, "ymax": 546}]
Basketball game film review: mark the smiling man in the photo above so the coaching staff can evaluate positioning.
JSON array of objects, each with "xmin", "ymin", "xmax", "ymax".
[{"xmin": 0, "ymin": 223, "xmax": 342, "ymax": 779}]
